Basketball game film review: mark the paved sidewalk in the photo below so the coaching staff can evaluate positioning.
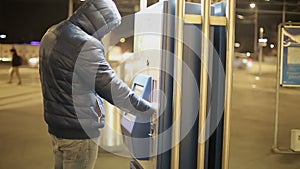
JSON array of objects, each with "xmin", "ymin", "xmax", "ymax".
[
  {"xmin": 230, "ymin": 62, "xmax": 300, "ymax": 169},
  {"xmin": 1, "ymin": 62, "xmax": 300, "ymax": 169},
  {"xmin": 0, "ymin": 64, "xmax": 132, "ymax": 169}
]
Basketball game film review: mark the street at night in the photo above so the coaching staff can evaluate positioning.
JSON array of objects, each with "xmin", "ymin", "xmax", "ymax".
[
  {"xmin": 1, "ymin": 0, "xmax": 300, "ymax": 168},
  {"xmin": 1, "ymin": 61, "xmax": 300, "ymax": 169},
  {"xmin": 0, "ymin": 64, "xmax": 133, "ymax": 168}
]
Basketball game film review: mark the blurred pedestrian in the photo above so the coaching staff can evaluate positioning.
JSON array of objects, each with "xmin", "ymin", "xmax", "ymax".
[
  {"xmin": 7, "ymin": 48, "xmax": 22, "ymax": 85},
  {"xmin": 39, "ymin": 0, "xmax": 154, "ymax": 169}
]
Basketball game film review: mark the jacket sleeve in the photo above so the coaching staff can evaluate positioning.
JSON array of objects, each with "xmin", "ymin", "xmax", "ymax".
[{"xmin": 77, "ymin": 40, "xmax": 154, "ymax": 116}]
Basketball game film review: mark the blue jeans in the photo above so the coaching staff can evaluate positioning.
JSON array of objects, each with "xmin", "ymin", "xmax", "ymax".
[{"xmin": 50, "ymin": 135, "xmax": 99, "ymax": 169}]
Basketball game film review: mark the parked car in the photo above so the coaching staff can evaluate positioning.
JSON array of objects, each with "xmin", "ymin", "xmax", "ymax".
[
  {"xmin": 0, "ymin": 56, "xmax": 12, "ymax": 62},
  {"xmin": 233, "ymin": 52, "xmax": 253, "ymax": 69},
  {"xmin": 27, "ymin": 57, "xmax": 39, "ymax": 68}
]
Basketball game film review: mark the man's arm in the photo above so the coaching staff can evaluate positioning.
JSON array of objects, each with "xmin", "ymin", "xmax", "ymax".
[{"xmin": 77, "ymin": 40, "xmax": 154, "ymax": 116}]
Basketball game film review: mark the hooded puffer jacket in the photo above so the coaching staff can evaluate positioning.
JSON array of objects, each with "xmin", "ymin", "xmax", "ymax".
[{"xmin": 39, "ymin": 0, "xmax": 154, "ymax": 139}]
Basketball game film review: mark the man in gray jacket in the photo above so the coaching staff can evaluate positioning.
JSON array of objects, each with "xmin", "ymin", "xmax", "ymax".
[{"xmin": 39, "ymin": 0, "xmax": 154, "ymax": 168}]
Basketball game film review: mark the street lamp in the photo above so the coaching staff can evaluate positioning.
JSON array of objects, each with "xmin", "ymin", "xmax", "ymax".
[
  {"xmin": 249, "ymin": 3, "xmax": 258, "ymax": 55},
  {"xmin": 0, "ymin": 34, "xmax": 7, "ymax": 59},
  {"xmin": 250, "ymin": 2, "xmax": 256, "ymax": 9},
  {"xmin": 258, "ymin": 27, "xmax": 264, "ymax": 75},
  {"xmin": 0, "ymin": 34, "xmax": 6, "ymax": 39}
]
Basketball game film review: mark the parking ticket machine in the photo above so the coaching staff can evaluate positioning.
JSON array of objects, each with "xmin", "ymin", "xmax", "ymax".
[
  {"xmin": 119, "ymin": 0, "xmax": 227, "ymax": 168},
  {"xmin": 121, "ymin": 74, "xmax": 153, "ymax": 160}
]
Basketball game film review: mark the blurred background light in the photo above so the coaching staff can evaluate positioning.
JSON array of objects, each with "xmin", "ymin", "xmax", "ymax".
[
  {"xmin": 120, "ymin": 38, "xmax": 126, "ymax": 43},
  {"xmin": 0, "ymin": 34, "xmax": 7, "ymax": 39},
  {"xmin": 249, "ymin": 2, "xmax": 256, "ymax": 8}
]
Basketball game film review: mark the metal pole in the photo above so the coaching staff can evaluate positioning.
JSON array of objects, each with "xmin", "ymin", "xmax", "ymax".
[
  {"xmin": 171, "ymin": 0, "xmax": 185, "ymax": 169},
  {"xmin": 222, "ymin": 0, "xmax": 235, "ymax": 168},
  {"xmin": 254, "ymin": 7, "xmax": 258, "ymax": 54},
  {"xmin": 258, "ymin": 27, "xmax": 264, "ymax": 75},
  {"xmin": 282, "ymin": 0, "xmax": 286, "ymax": 23},
  {"xmin": 273, "ymin": 24, "xmax": 283, "ymax": 150},
  {"xmin": 68, "ymin": 0, "xmax": 73, "ymax": 18},
  {"xmin": 197, "ymin": 0, "xmax": 210, "ymax": 168},
  {"xmin": 140, "ymin": 0, "xmax": 147, "ymax": 10}
]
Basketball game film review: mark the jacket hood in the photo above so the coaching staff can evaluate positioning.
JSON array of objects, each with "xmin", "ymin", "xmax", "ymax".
[{"xmin": 69, "ymin": 0, "xmax": 121, "ymax": 39}]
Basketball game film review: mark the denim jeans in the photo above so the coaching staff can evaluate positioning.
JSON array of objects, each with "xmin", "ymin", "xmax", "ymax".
[{"xmin": 50, "ymin": 134, "xmax": 99, "ymax": 169}]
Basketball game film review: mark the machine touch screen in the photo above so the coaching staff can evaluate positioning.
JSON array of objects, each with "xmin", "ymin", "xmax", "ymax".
[{"xmin": 133, "ymin": 84, "xmax": 144, "ymax": 97}]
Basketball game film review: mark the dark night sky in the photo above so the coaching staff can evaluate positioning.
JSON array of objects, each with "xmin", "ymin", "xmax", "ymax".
[
  {"xmin": 236, "ymin": 0, "xmax": 300, "ymax": 54},
  {"xmin": 0, "ymin": 0, "xmax": 68, "ymax": 43},
  {"xmin": 0, "ymin": 0, "xmax": 300, "ymax": 54}
]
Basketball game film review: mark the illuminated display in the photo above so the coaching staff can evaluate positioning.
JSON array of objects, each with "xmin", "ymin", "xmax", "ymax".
[{"xmin": 133, "ymin": 84, "xmax": 144, "ymax": 97}]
